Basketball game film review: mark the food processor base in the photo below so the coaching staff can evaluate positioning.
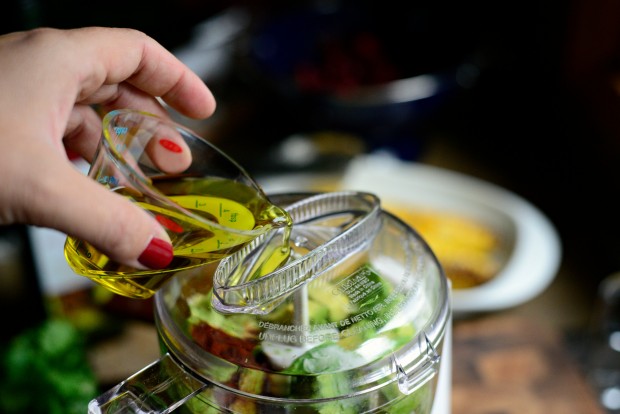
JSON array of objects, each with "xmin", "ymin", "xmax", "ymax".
[{"xmin": 431, "ymin": 315, "xmax": 452, "ymax": 414}]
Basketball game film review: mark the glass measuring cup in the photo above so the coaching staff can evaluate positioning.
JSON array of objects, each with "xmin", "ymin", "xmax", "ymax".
[
  {"xmin": 88, "ymin": 192, "xmax": 451, "ymax": 414},
  {"xmin": 64, "ymin": 109, "xmax": 292, "ymax": 299}
]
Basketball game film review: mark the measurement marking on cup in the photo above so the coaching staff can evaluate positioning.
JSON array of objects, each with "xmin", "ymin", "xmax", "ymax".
[
  {"xmin": 114, "ymin": 126, "xmax": 128, "ymax": 135},
  {"xmin": 97, "ymin": 176, "xmax": 119, "ymax": 186}
]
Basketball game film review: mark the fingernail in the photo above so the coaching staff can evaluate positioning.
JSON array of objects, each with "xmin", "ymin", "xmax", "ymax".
[
  {"xmin": 138, "ymin": 237, "xmax": 173, "ymax": 269},
  {"xmin": 159, "ymin": 138, "xmax": 183, "ymax": 153}
]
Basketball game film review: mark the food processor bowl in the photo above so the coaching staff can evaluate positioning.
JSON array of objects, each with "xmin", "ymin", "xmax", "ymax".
[{"xmin": 89, "ymin": 192, "xmax": 451, "ymax": 414}]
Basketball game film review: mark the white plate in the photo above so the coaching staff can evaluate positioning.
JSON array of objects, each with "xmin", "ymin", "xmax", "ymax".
[{"xmin": 257, "ymin": 154, "xmax": 562, "ymax": 316}]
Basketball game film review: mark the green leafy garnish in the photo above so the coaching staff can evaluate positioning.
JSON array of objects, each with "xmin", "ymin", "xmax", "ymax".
[{"xmin": 0, "ymin": 319, "xmax": 98, "ymax": 414}]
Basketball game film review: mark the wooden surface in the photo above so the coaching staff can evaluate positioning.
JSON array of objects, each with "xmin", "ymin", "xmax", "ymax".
[{"xmin": 451, "ymin": 314, "xmax": 605, "ymax": 414}]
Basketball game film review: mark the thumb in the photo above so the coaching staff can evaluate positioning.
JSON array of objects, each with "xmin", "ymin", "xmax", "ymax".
[{"xmin": 35, "ymin": 163, "xmax": 173, "ymax": 270}]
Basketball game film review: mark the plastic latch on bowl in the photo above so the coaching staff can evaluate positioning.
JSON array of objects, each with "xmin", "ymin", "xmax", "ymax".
[
  {"xmin": 88, "ymin": 353, "xmax": 206, "ymax": 414},
  {"xmin": 394, "ymin": 333, "xmax": 441, "ymax": 396}
]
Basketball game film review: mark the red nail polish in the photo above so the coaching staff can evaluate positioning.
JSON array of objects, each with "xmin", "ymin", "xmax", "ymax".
[
  {"xmin": 138, "ymin": 237, "xmax": 173, "ymax": 269},
  {"xmin": 159, "ymin": 138, "xmax": 183, "ymax": 153}
]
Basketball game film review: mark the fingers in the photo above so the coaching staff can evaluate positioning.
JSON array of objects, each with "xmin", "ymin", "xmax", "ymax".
[
  {"xmin": 61, "ymin": 26, "xmax": 217, "ymax": 163},
  {"xmin": 63, "ymin": 89, "xmax": 170, "ymax": 163},
  {"xmin": 63, "ymin": 104, "xmax": 104, "ymax": 163},
  {"xmin": 0, "ymin": 26, "xmax": 218, "ymax": 271},
  {"xmin": 66, "ymin": 27, "xmax": 216, "ymax": 119},
  {"xmin": 143, "ymin": 125, "xmax": 193, "ymax": 174},
  {"xmin": 32, "ymin": 160, "xmax": 172, "ymax": 270},
  {"xmin": 80, "ymin": 82, "xmax": 171, "ymax": 118}
]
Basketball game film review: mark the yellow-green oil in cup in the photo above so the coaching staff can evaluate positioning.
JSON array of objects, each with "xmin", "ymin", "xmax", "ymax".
[{"xmin": 65, "ymin": 176, "xmax": 292, "ymax": 299}]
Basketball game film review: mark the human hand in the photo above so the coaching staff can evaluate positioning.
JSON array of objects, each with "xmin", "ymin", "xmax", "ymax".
[{"xmin": 0, "ymin": 27, "xmax": 216, "ymax": 270}]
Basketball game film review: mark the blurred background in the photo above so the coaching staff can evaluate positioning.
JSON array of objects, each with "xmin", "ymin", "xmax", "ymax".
[{"xmin": 1, "ymin": 0, "xmax": 620, "ymax": 412}]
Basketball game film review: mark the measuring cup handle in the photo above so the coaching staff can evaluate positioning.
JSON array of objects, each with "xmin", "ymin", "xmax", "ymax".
[{"xmin": 88, "ymin": 352, "xmax": 205, "ymax": 414}]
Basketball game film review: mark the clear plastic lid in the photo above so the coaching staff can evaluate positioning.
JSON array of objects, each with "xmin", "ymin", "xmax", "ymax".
[{"xmin": 211, "ymin": 191, "xmax": 382, "ymax": 314}]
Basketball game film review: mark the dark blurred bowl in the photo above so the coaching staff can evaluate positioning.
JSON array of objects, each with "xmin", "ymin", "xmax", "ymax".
[{"xmin": 232, "ymin": 2, "xmax": 480, "ymax": 160}]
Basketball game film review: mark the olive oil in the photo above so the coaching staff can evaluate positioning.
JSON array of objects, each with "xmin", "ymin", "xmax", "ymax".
[{"xmin": 65, "ymin": 176, "xmax": 292, "ymax": 299}]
